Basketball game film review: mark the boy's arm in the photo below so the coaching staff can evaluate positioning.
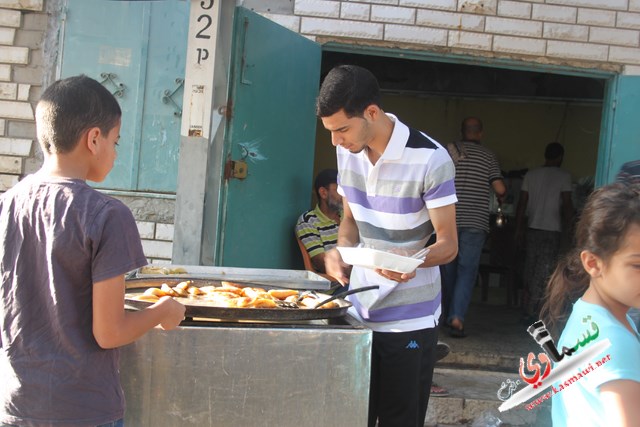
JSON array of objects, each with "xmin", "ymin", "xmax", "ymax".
[{"xmin": 92, "ymin": 275, "xmax": 185, "ymax": 349}]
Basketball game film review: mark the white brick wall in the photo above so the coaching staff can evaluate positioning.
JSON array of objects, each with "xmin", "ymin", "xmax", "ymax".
[
  {"xmin": 0, "ymin": 137, "xmax": 31, "ymax": 155},
  {"xmin": 136, "ymin": 221, "xmax": 155, "ymax": 239},
  {"xmin": 301, "ymin": 17, "xmax": 384, "ymax": 39},
  {"xmin": 485, "ymin": 17, "xmax": 542, "ymax": 37},
  {"xmin": 617, "ymin": 12, "xmax": 640, "ymax": 30},
  {"xmin": 590, "ymin": 27, "xmax": 639, "ymax": 47},
  {"xmin": 577, "ymin": 8, "xmax": 615, "ymax": 27},
  {"xmin": 448, "ymin": 30, "xmax": 492, "ymax": 50},
  {"xmin": 497, "ymin": 1, "xmax": 532, "ymax": 19},
  {"xmin": 531, "ymin": 4, "xmax": 576, "ymax": 24},
  {"xmin": 399, "ymin": 0, "xmax": 456, "ymax": 11},
  {"xmin": 547, "ymin": 40, "xmax": 609, "ymax": 62},
  {"xmin": 546, "ymin": 0, "xmax": 626, "ymax": 10},
  {"xmin": 141, "ymin": 239, "xmax": 173, "ymax": 260},
  {"xmin": 544, "ymin": 23, "xmax": 588, "ymax": 42},
  {"xmin": 416, "ymin": 9, "xmax": 484, "ymax": 31},
  {"xmin": 283, "ymin": 0, "xmax": 640, "ymax": 71},
  {"xmin": 155, "ymin": 223, "xmax": 174, "ymax": 241},
  {"xmin": 341, "ymin": 3, "xmax": 371, "ymax": 21},
  {"xmin": 494, "ymin": 35, "xmax": 546, "ymax": 56},
  {"xmin": 371, "ymin": 5, "xmax": 415, "ymax": 24},
  {"xmin": 294, "ymin": 0, "xmax": 340, "ymax": 18}
]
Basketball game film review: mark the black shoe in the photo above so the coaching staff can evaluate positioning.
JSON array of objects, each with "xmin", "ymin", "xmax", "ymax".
[{"xmin": 435, "ymin": 341, "xmax": 450, "ymax": 362}]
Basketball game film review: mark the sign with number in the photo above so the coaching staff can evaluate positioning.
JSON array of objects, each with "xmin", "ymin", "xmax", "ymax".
[{"xmin": 181, "ymin": 0, "xmax": 221, "ymax": 139}]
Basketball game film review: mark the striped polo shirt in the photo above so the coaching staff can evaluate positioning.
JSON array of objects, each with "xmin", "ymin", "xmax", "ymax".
[
  {"xmin": 337, "ymin": 114, "xmax": 457, "ymax": 333},
  {"xmin": 448, "ymin": 141, "xmax": 502, "ymax": 232},
  {"xmin": 295, "ymin": 205, "xmax": 339, "ymax": 258}
]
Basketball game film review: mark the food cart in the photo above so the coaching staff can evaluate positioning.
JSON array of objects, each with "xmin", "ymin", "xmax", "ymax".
[{"xmin": 120, "ymin": 266, "xmax": 372, "ymax": 427}]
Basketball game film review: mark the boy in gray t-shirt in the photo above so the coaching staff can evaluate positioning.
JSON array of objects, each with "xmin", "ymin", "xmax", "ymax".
[{"xmin": 0, "ymin": 76, "xmax": 185, "ymax": 426}]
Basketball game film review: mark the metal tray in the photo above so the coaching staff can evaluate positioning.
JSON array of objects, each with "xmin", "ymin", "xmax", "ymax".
[
  {"xmin": 128, "ymin": 265, "xmax": 332, "ymax": 291},
  {"xmin": 124, "ymin": 278, "xmax": 351, "ymax": 321}
]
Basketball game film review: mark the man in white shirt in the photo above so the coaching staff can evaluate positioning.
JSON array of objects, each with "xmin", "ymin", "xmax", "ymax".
[{"xmin": 516, "ymin": 142, "xmax": 574, "ymax": 321}]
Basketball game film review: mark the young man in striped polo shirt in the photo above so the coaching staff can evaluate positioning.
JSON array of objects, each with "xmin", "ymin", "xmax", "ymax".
[
  {"xmin": 295, "ymin": 168, "xmax": 342, "ymax": 274},
  {"xmin": 317, "ymin": 65, "xmax": 458, "ymax": 427}
]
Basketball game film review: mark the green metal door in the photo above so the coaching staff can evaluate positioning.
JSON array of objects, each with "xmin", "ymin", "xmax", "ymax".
[
  {"xmin": 60, "ymin": 0, "xmax": 188, "ymax": 192},
  {"xmin": 597, "ymin": 75, "xmax": 640, "ymax": 185},
  {"xmin": 218, "ymin": 7, "xmax": 321, "ymax": 268}
]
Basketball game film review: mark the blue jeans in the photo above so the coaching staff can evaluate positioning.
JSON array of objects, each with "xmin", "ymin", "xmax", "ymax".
[{"xmin": 443, "ymin": 227, "xmax": 487, "ymax": 324}]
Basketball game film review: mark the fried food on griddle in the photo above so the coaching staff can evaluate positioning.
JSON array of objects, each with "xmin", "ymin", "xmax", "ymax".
[{"xmin": 128, "ymin": 281, "xmax": 338, "ymax": 310}]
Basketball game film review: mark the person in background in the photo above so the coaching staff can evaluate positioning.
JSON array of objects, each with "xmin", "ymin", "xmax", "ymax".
[
  {"xmin": 541, "ymin": 183, "xmax": 640, "ymax": 427},
  {"xmin": 0, "ymin": 75, "xmax": 185, "ymax": 427},
  {"xmin": 516, "ymin": 142, "xmax": 574, "ymax": 323},
  {"xmin": 295, "ymin": 168, "xmax": 342, "ymax": 274},
  {"xmin": 615, "ymin": 159, "xmax": 640, "ymax": 185},
  {"xmin": 318, "ymin": 65, "xmax": 458, "ymax": 427},
  {"xmin": 443, "ymin": 117, "xmax": 506, "ymax": 338}
]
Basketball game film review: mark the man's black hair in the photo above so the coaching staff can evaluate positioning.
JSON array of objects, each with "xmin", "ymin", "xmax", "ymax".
[
  {"xmin": 314, "ymin": 168, "xmax": 338, "ymax": 199},
  {"xmin": 544, "ymin": 142, "xmax": 564, "ymax": 160},
  {"xmin": 316, "ymin": 65, "xmax": 381, "ymax": 118}
]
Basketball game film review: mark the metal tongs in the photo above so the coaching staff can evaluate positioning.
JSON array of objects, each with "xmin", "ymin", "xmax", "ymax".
[{"xmin": 313, "ymin": 285, "xmax": 380, "ymax": 309}]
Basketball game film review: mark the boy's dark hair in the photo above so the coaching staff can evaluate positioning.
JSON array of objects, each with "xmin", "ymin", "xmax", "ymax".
[
  {"xmin": 314, "ymin": 168, "xmax": 338, "ymax": 199},
  {"xmin": 544, "ymin": 142, "xmax": 564, "ymax": 160},
  {"xmin": 36, "ymin": 75, "xmax": 121, "ymax": 154},
  {"xmin": 316, "ymin": 65, "xmax": 381, "ymax": 118}
]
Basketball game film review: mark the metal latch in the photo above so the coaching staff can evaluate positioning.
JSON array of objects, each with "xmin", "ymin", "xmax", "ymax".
[{"xmin": 224, "ymin": 159, "xmax": 248, "ymax": 180}]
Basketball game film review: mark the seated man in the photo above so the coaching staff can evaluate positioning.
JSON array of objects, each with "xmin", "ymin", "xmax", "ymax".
[{"xmin": 295, "ymin": 169, "xmax": 342, "ymax": 274}]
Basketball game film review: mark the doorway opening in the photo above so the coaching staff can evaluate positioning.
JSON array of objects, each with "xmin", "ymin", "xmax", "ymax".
[{"xmin": 312, "ymin": 48, "xmax": 607, "ymax": 349}]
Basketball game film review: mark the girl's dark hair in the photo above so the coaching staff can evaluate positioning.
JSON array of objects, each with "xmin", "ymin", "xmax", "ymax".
[
  {"xmin": 541, "ymin": 182, "xmax": 640, "ymax": 332},
  {"xmin": 36, "ymin": 75, "xmax": 121, "ymax": 154},
  {"xmin": 316, "ymin": 65, "xmax": 381, "ymax": 118}
]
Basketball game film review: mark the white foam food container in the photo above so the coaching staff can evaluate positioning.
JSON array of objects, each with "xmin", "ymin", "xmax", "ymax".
[{"xmin": 336, "ymin": 247, "xmax": 424, "ymax": 274}]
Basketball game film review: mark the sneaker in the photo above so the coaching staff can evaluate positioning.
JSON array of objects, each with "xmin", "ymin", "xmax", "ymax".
[
  {"xmin": 430, "ymin": 383, "xmax": 450, "ymax": 397},
  {"xmin": 435, "ymin": 341, "xmax": 450, "ymax": 362}
]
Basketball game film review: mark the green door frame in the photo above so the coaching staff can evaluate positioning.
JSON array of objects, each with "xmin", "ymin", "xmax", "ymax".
[{"xmin": 323, "ymin": 42, "xmax": 619, "ymax": 186}]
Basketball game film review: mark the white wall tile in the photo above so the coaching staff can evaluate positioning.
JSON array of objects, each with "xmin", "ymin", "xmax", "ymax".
[
  {"xmin": 609, "ymin": 45, "xmax": 640, "ymax": 65},
  {"xmin": 341, "ymin": 3, "xmax": 371, "ymax": 21},
  {"xmin": 0, "ymin": 155, "xmax": 21, "ymax": 173},
  {"xmin": 301, "ymin": 17, "xmax": 384, "ymax": 39},
  {"xmin": 155, "ymin": 223, "xmax": 175, "ymax": 241},
  {"xmin": 399, "ymin": 0, "xmax": 456, "ymax": 11},
  {"xmin": 0, "ymin": 101, "xmax": 32, "ymax": 120},
  {"xmin": 486, "ymin": 16, "xmax": 542, "ymax": 37},
  {"xmin": 493, "ymin": 35, "xmax": 546, "ymax": 55},
  {"xmin": 543, "ymin": 22, "xmax": 588, "ymax": 42},
  {"xmin": 545, "ymin": 0, "xmax": 626, "ymax": 10},
  {"xmin": 590, "ymin": 27, "xmax": 639, "ymax": 47},
  {"xmin": 577, "ymin": 8, "xmax": 615, "ymax": 27},
  {"xmin": 617, "ymin": 12, "xmax": 640, "ymax": 30},
  {"xmin": 294, "ymin": 0, "xmax": 341, "ymax": 18},
  {"xmin": 497, "ymin": 0, "xmax": 531, "ymax": 19},
  {"xmin": 371, "ymin": 5, "xmax": 415, "ymax": 24},
  {"xmin": 416, "ymin": 9, "xmax": 484, "ymax": 30},
  {"xmin": 546, "ymin": 40, "xmax": 608, "ymax": 61},
  {"xmin": 531, "ymin": 4, "xmax": 576, "ymax": 24},
  {"xmin": 0, "ymin": 137, "xmax": 31, "ymax": 156},
  {"xmin": 136, "ymin": 221, "xmax": 155, "ymax": 239},
  {"xmin": 384, "ymin": 23, "xmax": 448, "ymax": 45},
  {"xmin": 0, "ymin": 8, "xmax": 21, "ymax": 27},
  {"xmin": 448, "ymin": 30, "xmax": 493, "ymax": 50}
]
